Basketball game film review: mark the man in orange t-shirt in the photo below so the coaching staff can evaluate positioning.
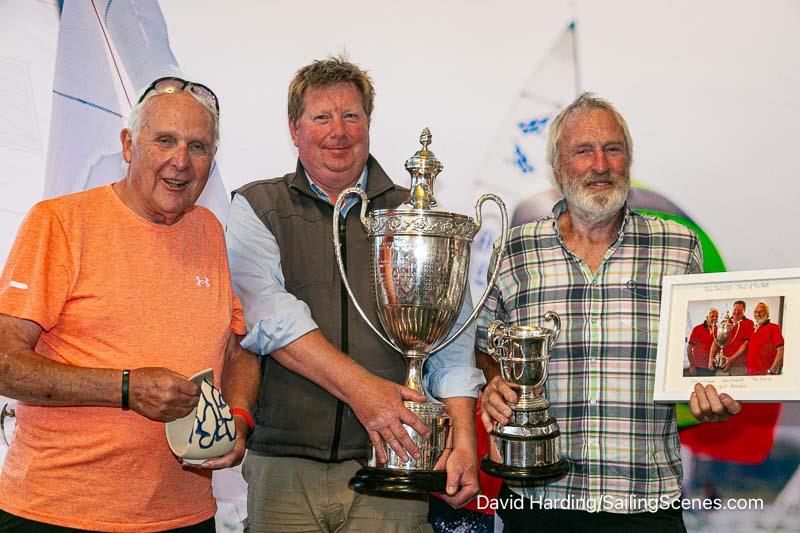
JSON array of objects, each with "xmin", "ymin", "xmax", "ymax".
[{"xmin": 0, "ymin": 79, "xmax": 250, "ymax": 532}]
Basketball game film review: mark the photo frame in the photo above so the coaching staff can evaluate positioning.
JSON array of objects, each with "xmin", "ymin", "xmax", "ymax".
[{"xmin": 654, "ymin": 268, "xmax": 800, "ymax": 402}]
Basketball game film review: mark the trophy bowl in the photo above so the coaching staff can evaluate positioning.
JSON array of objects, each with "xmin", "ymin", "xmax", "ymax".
[
  {"xmin": 333, "ymin": 128, "xmax": 509, "ymax": 494},
  {"xmin": 496, "ymin": 331, "xmax": 551, "ymax": 390}
]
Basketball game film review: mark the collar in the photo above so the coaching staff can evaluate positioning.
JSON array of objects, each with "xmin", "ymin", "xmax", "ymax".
[
  {"xmin": 289, "ymin": 154, "xmax": 398, "ymax": 202},
  {"xmin": 307, "ymin": 166, "xmax": 368, "ymax": 211}
]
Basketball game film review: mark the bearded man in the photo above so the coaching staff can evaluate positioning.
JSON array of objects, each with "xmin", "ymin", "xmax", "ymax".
[
  {"xmin": 747, "ymin": 301, "xmax": 784, "ymax": 375},
  {"xmin": 476, "ymin": 93, "xmax": 740, "ymax": 532}
]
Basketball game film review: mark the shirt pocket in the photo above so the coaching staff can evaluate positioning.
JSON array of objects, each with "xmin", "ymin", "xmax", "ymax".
[{"xmin": 612, "ymin": 277, "xmax": 661, "ymax": 359}]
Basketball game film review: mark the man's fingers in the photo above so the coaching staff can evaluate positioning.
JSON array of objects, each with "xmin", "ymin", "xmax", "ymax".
[
  {"xmin": 690, "ymin": 383, "xmax": 741, "ymax": 422},
  {"xmin": 479, "ymin": 410, "xmax": 494, "ymax": 434},
  {"xmin": 692, "ymin": 383, "xmax": 711, "ymax": 417},
  {"xmin": 719, "ymin": 393, "xmax": 742, "ymax": 416},
  {"xmin": 483, "ymin": 401, "xmax": 510, "ymax": 426},
  {"xmin": 704, "ymin": 384, "xmax": 726, "ymax": 416},
  {"xmin": 174, "ymin": 377, "xmax": 201, "ymax": 397},
  {"xmin": 379, "ymin": 426, "xmax": 409, "ymax": 463},
  {"xmin": 399, "ymin": 405, "xmax": 430, "ymax": 438},
  {"xmin": 398, "ymin": 385, "xmax": 427, "ymax": 404},
  {"xmin": 445, "ymin": 462, "xmax": 461, "ymax": 496},
  {"xmin": 492, "ymin": 377, "xmax": 519, "ymax": 406},
  {"xmin": 368, "ymin": 430, "xmax": 388, "ymax": 464},
  {"xmin": 434, "ymin": 448, "xmax": 451, "ymax": 471},
  {"xmin": 689, "ymin": 390, "xmax": 700, "ymax": 418},
  {"xmin": 389, "ymin": 421, "xmax": 420, "ymax": 461}
]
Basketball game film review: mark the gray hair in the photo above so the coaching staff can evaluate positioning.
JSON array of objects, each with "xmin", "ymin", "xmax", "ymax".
[
  {"xmin": 755, "ymin": 301, "xmax": 770, "ymax": 317},
  {"xmin": 128, "ymin": 88, "xmax": 220, "ymax": 148},
  {"xmin": 546, "ymin": 92, "xmax": 632, "ymax": 174}
]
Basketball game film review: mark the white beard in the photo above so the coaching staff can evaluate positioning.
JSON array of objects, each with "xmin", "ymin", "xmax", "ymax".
[{"xmin": 561, "ymin": 171, "xmax": 630, "ymax": 225}]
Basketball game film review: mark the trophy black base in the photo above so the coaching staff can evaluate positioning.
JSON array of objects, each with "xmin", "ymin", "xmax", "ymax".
[
  {"xmin": 480, "ymin": 456, "xmax": 568, "ymax": 486},
  {"xmin": 349, "ymin": 467, "xmax": 447, "ymax": 495}
]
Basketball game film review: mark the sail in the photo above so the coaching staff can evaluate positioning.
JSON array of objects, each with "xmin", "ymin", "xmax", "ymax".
[{"xmin": 469, "ymin": 22, "xmax": 578, "ymax": 297}]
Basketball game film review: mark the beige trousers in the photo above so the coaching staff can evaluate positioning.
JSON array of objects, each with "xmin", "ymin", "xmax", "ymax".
[{"xmin": 242, "ymin": 453, "xmax": 433, "ymax": 533}]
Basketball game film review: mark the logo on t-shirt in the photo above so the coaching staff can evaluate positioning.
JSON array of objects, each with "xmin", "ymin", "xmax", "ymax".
[{"xmin": 195, "ymin": 276, "xmax": 211, "ymax": 287}]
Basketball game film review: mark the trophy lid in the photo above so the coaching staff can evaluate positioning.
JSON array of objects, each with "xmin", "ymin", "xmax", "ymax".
[
  {"xmin": 403, "ymin": 128, "xmax": 443, "ymax": 209},
  {"xmin": 361, "ymin": 127, "xmax": 479, "ymax": 240}
]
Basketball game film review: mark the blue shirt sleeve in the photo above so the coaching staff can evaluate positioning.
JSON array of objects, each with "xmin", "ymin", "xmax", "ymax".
[
  {"xmin": 226, "ymin": 193, "xmax": 319, "ymax": 355},
  {"xmin": 423, "ymin": 284, "xmax": 486, "ymax": 399}
]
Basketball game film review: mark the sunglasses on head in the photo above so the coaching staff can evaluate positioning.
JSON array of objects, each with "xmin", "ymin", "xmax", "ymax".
[{"xmin": 138, "ymin": 76, "xmax": 220, "ymax": 114}]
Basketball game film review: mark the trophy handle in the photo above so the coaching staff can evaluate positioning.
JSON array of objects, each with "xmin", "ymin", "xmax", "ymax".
[
  {"xmin": 429, "ymin": 194, "xmax": 509, "ymax": 355},
  {"xmin": 332, "ymin": 187, "xmax": 403, "ymax": 354},
  {"xmin": 486, "ymin": 320, "xmax": 506, "ymax": 361},
  {"xmin": 544, "ymin": 311, "xmax": 561, "ymax": 352}
]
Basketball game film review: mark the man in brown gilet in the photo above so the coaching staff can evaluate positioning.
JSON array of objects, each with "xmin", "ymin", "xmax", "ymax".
[{"xmin": 224, "ymin": 56, "xmax": 484, "ymax": 532}]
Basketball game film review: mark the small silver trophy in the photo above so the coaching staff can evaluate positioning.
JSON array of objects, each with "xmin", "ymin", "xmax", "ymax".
[
  {"xmin": 714, "ymin": 310, "xmax": 735, "ymax": 371},
  {"xmin": 332, "ymin": 128, "xmax": 508, "ymax": 494},
  {"xmin": 480, "ymin": 312, "xmax": 569, "ymax": 483}
]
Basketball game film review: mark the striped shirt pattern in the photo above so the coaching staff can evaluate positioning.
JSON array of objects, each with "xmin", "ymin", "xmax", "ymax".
[{"xmin": 476, "ymin": 199, "xmax": 703, "ymax": 512}]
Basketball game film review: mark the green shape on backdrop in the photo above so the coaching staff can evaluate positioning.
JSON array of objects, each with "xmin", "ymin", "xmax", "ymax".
[
  {"xmin": 633, "ymin": 209, "xmax": 727, "ymax": 429},
  {"xmin": 634, "ymin": 209, "xmax": 726, "ymax": 274}
]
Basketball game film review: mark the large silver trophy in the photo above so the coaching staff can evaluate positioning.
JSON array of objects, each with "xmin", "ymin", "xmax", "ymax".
[
  {"xmin": 713, "ymin": 310, "xmax": 735, "ymax": 372},
  {"xmin": 481, "ymin": 312, "xmax": 569, "ymax": 483},
  {"xmin": 332, "ymin": 128, "xmax": 508, "ymax": 494}
]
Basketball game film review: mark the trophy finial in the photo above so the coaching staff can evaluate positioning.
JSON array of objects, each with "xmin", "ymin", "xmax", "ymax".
[
  {"xmin": 420, "ymin": 128, "xmax": 432, "ymax": 151},
  {"xmin": 405, "ymin": 127, "xmax": 443, "ymax": 209}
]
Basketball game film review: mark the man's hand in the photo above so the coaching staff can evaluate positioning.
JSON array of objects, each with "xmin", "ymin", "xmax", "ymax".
[
  {"xmin": 689, "ymin": 383, "xmax": 741, "ymax": 422},
  {"xmin": 479, "ymin": 375, "xmax": 519, "ymax": 433},
  {"xmin": 195, "ymin": 416, "xmax": 248, "ymax": 470},
  {"xmin": 434, "ymin": 396, "xmax": 480, "ymax": 508},
  {"xmin": 128, "ymin": 367, "xmax": 200, "ymax": 422},
  {"xmin": 689, "ymin": 365, "xmax": 697, "ymax": 376},
  {"xmin": 349, "ymin": 374, "xmax": 428, "ymax": 464},
  {"xmin": 433, "ymin": 445, "xmax": 480, "ymax": 508}
]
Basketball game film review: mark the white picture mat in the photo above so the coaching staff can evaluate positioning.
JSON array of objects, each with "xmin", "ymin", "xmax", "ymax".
[{"xmin": 655, "ymin": 268, "xmax": 800, "ymax": 402}]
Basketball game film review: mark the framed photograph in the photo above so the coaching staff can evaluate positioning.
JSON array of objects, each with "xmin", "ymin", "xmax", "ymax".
[{"xmin": 654, "ymin": 268, "xmax": 800, "ymax": 402}]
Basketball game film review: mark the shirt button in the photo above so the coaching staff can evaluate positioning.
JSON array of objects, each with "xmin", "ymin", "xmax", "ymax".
[
  {"xmin": 589, "ymin": 398, "xmax": 597, "ymax": 405},
  {"xmin": 588, "ymin": 437, "xmax": 599, "ymax": 446},
  {"xmin": 591, "ymin": 318, "xmax": 598, "ymax": 324}
]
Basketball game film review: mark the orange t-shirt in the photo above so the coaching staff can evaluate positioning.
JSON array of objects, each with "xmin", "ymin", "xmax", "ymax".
[{"xmin": 0, "ymin": 185, "xmax": 246, "ymax": 532}]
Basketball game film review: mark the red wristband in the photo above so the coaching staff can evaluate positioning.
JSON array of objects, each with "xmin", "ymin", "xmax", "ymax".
[{"xmin": 230, "ymin": 407, "xmax": 255, "ymax": 431}]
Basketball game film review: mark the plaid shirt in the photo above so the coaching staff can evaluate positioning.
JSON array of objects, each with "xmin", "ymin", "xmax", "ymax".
[{"xmin": 476, "ymin": 199, "xmax": 703, "ymax": 512}]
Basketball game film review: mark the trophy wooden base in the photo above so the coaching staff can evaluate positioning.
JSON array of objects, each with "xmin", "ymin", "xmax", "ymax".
[
  {"xmin": 349, "ymin": 467, "xmax": 447, "ymax": 495},
  {"xmin": 480, "ymin": 456, "xmax": 568, "ymax": 485}
]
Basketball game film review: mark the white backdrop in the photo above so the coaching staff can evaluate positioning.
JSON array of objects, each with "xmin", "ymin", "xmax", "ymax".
[{"xmin": 2, "ymin": 0, "xmax": 800, "ymax": 272}]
